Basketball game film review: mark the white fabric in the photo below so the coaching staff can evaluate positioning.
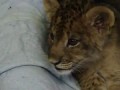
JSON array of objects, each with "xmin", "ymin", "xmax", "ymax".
[
  {"xmin": 0, "ymin": 0, "xmax": 80, "ymax": 90},
  {"xmin": 0, "ymin": 66, "xmax": 77, "ymax": 90}
]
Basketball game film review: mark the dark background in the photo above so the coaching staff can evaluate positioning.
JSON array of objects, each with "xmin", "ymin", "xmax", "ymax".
[{"xmin": 94, "ymin": 0, "xmax": 120, "ymax": 11}]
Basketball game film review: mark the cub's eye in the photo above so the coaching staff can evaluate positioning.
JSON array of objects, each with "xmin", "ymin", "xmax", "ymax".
[
  {"xmin": 67, "ymin": 38, "xmax": 79, "ymax": 47},
  {"xmin": 49, "ymin": 33, "xmax": 54, "ymax": 41}
]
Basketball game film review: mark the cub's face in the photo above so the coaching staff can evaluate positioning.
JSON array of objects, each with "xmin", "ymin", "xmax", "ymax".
[
  {"xmin": 44, "ymin": 0, "xmax": 115, "ymax": 74},
  {"xmin": 48, "ymin": 19, "xmax": 99, "ymax": 74}
]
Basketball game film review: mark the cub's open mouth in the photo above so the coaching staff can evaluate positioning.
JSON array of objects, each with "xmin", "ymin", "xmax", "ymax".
[
  {"xmin": 55, "ymin": 68, "xmax": 72, "ymax": 75},
  {"xmin": 55, "ymin": 62, "xmax": 73, "ymax": 70},
  {"xmin": 53, "ymin": 63, "xmax": 73, "ymax": 75},
  {"xmin": 55, "ymin": 66, "xmax": 71, "ymax": 71}
]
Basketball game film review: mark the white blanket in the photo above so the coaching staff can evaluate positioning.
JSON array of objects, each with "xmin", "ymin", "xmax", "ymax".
[{"xmin": 0, "ymin": 0, "xmax": 80, "ymax": 90}]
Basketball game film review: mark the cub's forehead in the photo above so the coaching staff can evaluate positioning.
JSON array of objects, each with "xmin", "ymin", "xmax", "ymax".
[
  {"xmin": 50, "ymin": 15, "xmax": 84, "ymax": 34},
  {"xmin": 49, "ymin": 5, "xmax": 85, "ymax": 35},
  {"xmin": 49, "ymin": 0, "xmax": 91, "ymax": 33},
  {"xmin": 50, "ymin": 17, "xmax": 69, "ymax": 34}
]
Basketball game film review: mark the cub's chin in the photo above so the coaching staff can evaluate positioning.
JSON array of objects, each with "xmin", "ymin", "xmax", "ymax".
[{"xmin": 55, "ymin": 69, "xmax": 72, "ymax": 75}]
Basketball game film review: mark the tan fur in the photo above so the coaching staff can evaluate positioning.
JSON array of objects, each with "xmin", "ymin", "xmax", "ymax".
[{"xmin": 44, "ymin": 0, "xmax": 120, "ymax": 90}]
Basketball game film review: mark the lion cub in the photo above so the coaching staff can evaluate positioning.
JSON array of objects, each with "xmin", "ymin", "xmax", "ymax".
[{"xmin": 44, "ymin": 0, "xmax": 120, "ymax": 90}]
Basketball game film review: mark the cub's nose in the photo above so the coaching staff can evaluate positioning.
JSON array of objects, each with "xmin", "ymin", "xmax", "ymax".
[{"xmin": 48, "ymin": 57, "xmax": 62, "ymax": 65}]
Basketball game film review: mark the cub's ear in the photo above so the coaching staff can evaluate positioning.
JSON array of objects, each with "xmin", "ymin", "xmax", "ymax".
[
  {"xmin": 43, "ymin": 0, "xmax": 60, "ymax": 21},
  {"xmin": 85, "ymin": 6, "xmax": 115, "ymax": 32}
]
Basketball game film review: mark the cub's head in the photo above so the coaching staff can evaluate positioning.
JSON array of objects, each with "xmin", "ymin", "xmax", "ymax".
[{"xmin": 44, "ymin": 0, "xmax": 115, "ymax": 74}]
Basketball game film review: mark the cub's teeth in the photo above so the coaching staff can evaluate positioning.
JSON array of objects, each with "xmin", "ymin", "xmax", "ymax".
[{"xmin": 56, "ymin": 62, "xmax": 73, "ymax": 69}]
